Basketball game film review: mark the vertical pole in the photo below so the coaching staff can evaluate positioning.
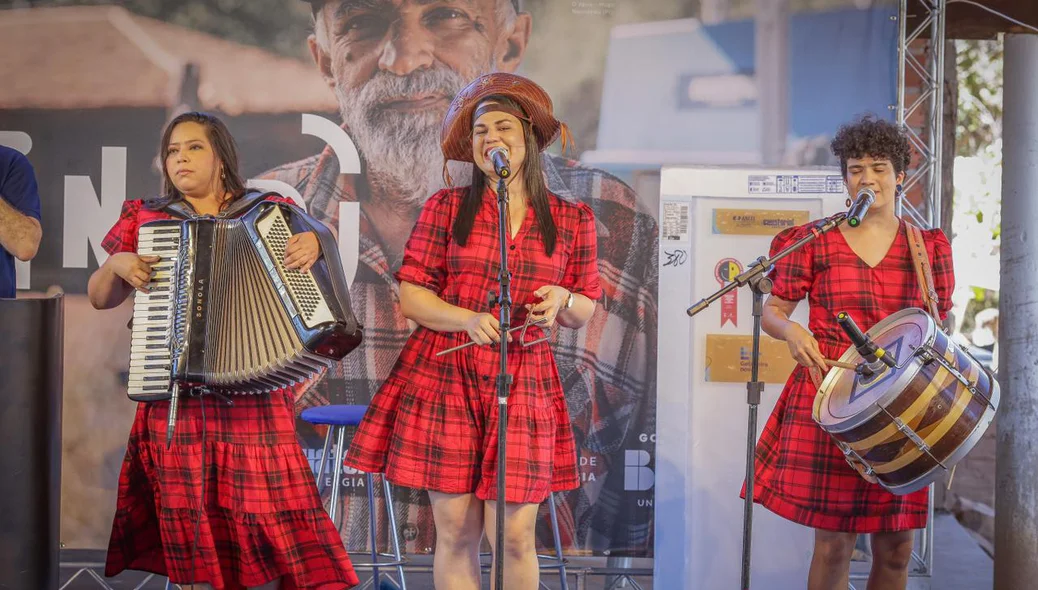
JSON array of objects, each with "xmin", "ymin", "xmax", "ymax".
[
  {"xmin": 895, "ymin": 0, "xmax": 908, "ymax": 217},
  {"xmin": 755, "ymin": 0, "xmax": 789, "ymax": 166},
  {"xmin": 995, "ymin": 32, "xmax": 1038, "ymax": 590},
  {"xmin": 925, "ymin": 0, "xmax": 946, "ymax": 227}
]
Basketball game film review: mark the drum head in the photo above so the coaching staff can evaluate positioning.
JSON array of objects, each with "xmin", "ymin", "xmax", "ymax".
[{"xmin": 815, "ymin": 308, "xmax": 936, "ymax": 430}]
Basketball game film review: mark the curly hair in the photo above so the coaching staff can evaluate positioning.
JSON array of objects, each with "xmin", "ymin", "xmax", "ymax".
[{"xmin": 830, "ymin": 115, "xmax": 912, "ymax": 177}]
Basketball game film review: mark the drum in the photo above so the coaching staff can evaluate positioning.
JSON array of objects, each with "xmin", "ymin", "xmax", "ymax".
[{"xmin": 814, "ymin": 308, "xmax": 999, "ymax": 495}]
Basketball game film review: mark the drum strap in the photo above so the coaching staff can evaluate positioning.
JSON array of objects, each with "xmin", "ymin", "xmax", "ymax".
[{"xmin": 905, "ymin": 222, "xmax": 942, "ymax": 321}]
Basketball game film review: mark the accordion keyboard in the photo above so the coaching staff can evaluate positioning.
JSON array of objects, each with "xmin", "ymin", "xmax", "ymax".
[{"xmin": 127, "ymin": 222, "xmax": 180, "ymax": 399}]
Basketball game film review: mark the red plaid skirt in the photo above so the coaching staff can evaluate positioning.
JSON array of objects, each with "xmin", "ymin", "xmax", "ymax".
[
  {"xmin": 344, "ymin": 330, "xmax": 580, "ymax": 505},
  {"xmin": 104, "ymin": 389, "xmax": 359, "ymax": 589},
  {"xmin": 747, "ymin": 343, "xmax": 929, "ymax": 533}
]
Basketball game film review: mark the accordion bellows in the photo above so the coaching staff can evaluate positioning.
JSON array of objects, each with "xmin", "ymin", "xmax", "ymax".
[{"xmin": 128, "ymin": 199, "xmax": 362, "ymax": 401}]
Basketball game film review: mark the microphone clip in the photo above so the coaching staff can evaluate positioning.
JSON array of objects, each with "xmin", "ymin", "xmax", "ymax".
[{"xmin": 836, "ymin": 311, "xmax": 897, "ymax": 377}]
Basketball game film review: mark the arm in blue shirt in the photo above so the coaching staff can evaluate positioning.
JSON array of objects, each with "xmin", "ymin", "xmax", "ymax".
[{"xmin": 0, "ymin": 147, "xmax": 42, "ymax": 261}]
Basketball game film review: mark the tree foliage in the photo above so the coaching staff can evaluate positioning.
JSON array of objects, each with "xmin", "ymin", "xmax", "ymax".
[
  {"xmin": 956, "ymin": 39, "xmax": 1003, "ymax": 158},
  {"xmin": 953, "ymin": 39, "xmax": 1002, "ymax": 243}
]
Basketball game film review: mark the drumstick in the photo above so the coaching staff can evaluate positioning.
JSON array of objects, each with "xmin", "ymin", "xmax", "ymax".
[
  {"xmin": 824, "ymin": 358, "xmax": 858, "ymax": 370},
  {"xmin": 435, "ymin": 317, "xmax": 549, "ymax": 357}
]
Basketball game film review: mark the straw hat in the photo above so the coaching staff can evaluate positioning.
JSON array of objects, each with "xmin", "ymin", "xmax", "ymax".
[{"xmin": 440, "ymin": 72, "xmax": 571, "ymax": 164}]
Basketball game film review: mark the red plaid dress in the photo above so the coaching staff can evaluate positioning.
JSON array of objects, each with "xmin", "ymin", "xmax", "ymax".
[
  {"xmin": 263, "ymin": 146, "xmax": 658, "ymax": 553},
  {"xmin": 344, "ymin": 187, "xmax": 602, "ymax": 504},
  {"xmin": 101, "ymin": 198, "xmax": 359, "ymax": 589},
  {"xmin": 748, "ymin": 218, "xmax": 954, "ymax": 532}
]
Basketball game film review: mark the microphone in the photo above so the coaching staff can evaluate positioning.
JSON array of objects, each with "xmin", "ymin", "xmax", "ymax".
[
  {"xmin": 487, "ymin": 147, "xmax": 511, "ymax": 178},
  {"xmin": 846, "ymin": 187, "xmax": 875, "ymax": 227},
  {"xmin": 166, "ymin": 382, "xmax": 180, "ymax": 449},
  {"xmin": 836, "ymin": 311, "xmax": 896, "ymax": 376}
]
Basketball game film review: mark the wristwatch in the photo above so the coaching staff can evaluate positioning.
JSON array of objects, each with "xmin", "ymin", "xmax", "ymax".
[{"xmin": 565, "ymin": 291, "xmax": 575, "ymax": 310}]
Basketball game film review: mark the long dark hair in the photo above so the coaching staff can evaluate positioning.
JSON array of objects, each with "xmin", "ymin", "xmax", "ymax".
[
  {"xmin": 152, "ymin": 111, "xmax": 247, "ymax": 210},
  {"xmin": 452, "ymin": 97, "xmax": 558, "ymax": 256}
]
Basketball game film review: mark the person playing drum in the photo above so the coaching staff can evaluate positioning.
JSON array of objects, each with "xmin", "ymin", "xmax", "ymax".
[{"xmin": 745, "ymin": 115, "xmax": 955, "ymax": 590}]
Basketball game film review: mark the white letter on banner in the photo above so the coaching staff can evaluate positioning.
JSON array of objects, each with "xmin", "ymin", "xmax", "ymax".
[
  {"xmin": 63, "ymin": 147, "xmax": 127, "ymax": 267},
  {"xmin": 301, "ymin": 114, "xmax": 362, "ymax": 175},
  {"xmin": 15, "ymin": 259, "xmax": 30, "ymax": 289},
  {"xmin": 624, "ymin": 449, "xmax": 655, "ymax": 491},
  {"xmin": 338, "ymin": 202, "xmax": 359, "ymax": 288},
  {"xmin": 0, "ymin": 131, "xmax": 32, "ymax": 155},
  {"xmin": 244, "ymin": 179, "xmax": 357, "ymax": 286},
  {"xmin": 301, "ymin": 113, "xmax": 362, "ymax": 288}
]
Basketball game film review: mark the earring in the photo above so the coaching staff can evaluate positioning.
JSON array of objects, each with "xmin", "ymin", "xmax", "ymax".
[
  {"xmin": 845, "ymin": 197, "xmax": 852, "ymax": 207},
  {"xmin": 221, "ymin": 172, "xmax": 226, "ymax": 179},
  {"xmin": 895, "ymin": 183, "xmax": 903, "ymax": 196}
]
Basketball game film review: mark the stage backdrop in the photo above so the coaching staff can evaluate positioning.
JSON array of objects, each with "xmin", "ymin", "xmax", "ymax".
[{"xmin": 0, "ymin": 0, "xmax": 896, "ymax": 559}]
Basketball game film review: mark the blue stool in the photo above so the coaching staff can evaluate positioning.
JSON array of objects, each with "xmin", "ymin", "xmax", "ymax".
[{"xmin": 301, "ymin": 405, "xmax": 407, "ymax": 590}]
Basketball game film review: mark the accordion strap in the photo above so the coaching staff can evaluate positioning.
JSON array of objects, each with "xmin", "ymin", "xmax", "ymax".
[
  {"xmin": 220, "ymin": 190, "xmax": 273, "ymax": 217},
  {"xmin": 905, "ymin": 221, "xmax": 942, "ymax": 322},
  {"xmin": 155, "ymin": 190, "xmax": 273, "ymax": 219}
]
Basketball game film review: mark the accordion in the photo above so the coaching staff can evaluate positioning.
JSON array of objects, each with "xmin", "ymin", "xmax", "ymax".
[{"xmin": 127, "ymin": 195, "xmax": 361, "ymax": 403}]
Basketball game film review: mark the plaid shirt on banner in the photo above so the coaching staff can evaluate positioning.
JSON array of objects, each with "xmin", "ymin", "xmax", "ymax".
[{"xmin": 260, "ymin": 145, "xmax": 659, "ymax": 555}]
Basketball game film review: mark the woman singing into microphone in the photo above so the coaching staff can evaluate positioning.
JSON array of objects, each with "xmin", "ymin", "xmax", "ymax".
[
  {"xmin": 344, "ymin": 73, "xmax": 601, "ymax": 590},
  {"xmin": 746, "ymin": 115, "xmax": 955, "ymax": 590}
]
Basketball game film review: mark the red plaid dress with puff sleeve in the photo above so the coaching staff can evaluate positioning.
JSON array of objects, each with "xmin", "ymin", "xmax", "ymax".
[
  {"xmin": 747, "ymin": 218, "xmax": 954, "ymax": 532},
  {"xmin": 101, "ymin": 197, "xmax": 359, "ymax": 589},
  {"xmin": 344, "ymin": 187, "xmax": 602, "ymax": 504}
]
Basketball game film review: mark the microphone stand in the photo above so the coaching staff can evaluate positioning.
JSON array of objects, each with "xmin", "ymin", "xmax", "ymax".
[
  {"xmin": 491, "ymin": 175, "xmax": 512, "ymax": 590},
  {"xmin": 685, "ymin": 212, "xmax": 847, "ymax": 590}
]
